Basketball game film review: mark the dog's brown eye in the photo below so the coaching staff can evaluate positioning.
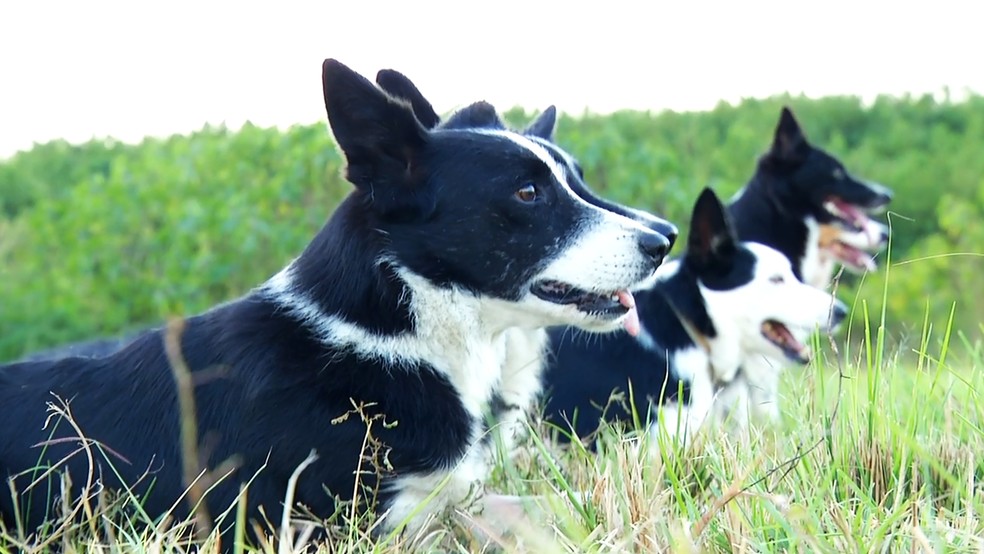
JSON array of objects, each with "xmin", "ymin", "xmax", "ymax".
[
  {"xmin": 515, "ymin": 184, "xmax": 538, "ymax": 203},
  {"xmin": 832, "ymin": 168, "xmax": 845, "ymax": 180},
  {"xmin": 769, "ymin": 275, "xmax": 785, "ymax": 284}
]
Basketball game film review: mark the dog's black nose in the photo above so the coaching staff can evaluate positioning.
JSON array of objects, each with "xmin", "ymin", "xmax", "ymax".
[
  {"xmin": 656, "ymin": 221, "xmax": 679, "ymax": 252},
  {"xmin": 879, "ymin": 227, "xmax": 890, "ymax": 245},
  {"xmin": 869, "ymin": 183, "xmax": 893, "ymax": 208},
  {"xmin": 831, "ymin": 299, "xmax": 849, "ymax": 327},
  {"xmin": 639, "ymin": 232, "xmax": 671, "ymax": 266}
]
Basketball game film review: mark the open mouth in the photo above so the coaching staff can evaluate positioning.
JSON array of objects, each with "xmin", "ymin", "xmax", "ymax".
[
  {"xmin": 531, "ymin": 280, "xmax": 641, "ymax": 335},
  {"xmin": 761, "ymin": 320, "xmax": 811, "ymax": 364},
  {"xmin": 531, "ymin": 280, "xmax": 634, "ymax": 316},
  {"xmin": 827, "ymin": 240, "xmax": 877, "ymax": 273},
  {"xmin": 822, "ymin": 196, "xmax": 868, "ymax": 231}
]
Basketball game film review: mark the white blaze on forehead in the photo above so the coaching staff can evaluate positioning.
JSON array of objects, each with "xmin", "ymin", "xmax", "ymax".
[
  {"xmin": 527, "ymin": 135, "xmax": 578, "ymax": 171},
  {"xmin": 529, "ymin": 135, "xmax": 676, "ymax": 233},
  {"xmin": 478, "ymin": 129, "xmax": 659, "ymax": 235},
  {"xmin": 475, "ymin": 129, "xmax": 579, "ymax": 200},
  {"xmin": 746, "ymin": 242, "xmax": 795, "ymax": 276}
]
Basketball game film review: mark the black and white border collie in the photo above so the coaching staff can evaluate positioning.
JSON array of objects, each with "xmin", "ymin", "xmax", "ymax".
[
  {"xmin": 729, "ymin": 107, "xmax": 892, "ymax": 291},
  {"xmin": 543, "ymin": 188, "xmax": 848, "ymax": 441},
  {"xmin": 372, "ymin": 69, "xmax": 680, "ymax": 444},
  {"xmin": 547, "ymin": 108, "xmax": 894, "ymax": 433},
  {"xmin": 0, "ymin": 60, "xmax": 673, "ymax": 543},
  {"xmin": 713, "ymin": 107, "xmax": 893, "ymax": 423},
  {"xmin": 372, "ymin": 74, "xmax": 868, "ymax": 435}
]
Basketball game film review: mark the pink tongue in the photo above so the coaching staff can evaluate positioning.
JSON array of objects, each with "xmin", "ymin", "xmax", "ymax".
[
  {"xmin": 838, "ymin": 243, "xmax": 877, "ymax": 271},
  {"xmin": 833, "ymin": 198, "xmax": 866, "ymax": 225},
  {"xmin": 617, "ymin": 290, "xmax": 640, "ymax": 336},
  {"xmin": 623, "ymin": 308, "xmax": 641, "ymax": 337}
]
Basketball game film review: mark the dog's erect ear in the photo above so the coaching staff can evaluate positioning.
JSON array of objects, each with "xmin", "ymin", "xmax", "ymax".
[
  {"xmin": 322, "ymin": 59, "xmax": 428, "ymax": 192},
  {"xmin": 375, "ymin": 69, "xmax": 441, "ymax": 130},
  {"xmin": 441, "ymin": 101, "xmax": 505, "ymax": 130},
  {"xmin": 770, "ymin": 106, "xmax": 809, "ymax": 161},
  {"xmin": 687, "ymin": 188, "xmax": 738, "ymax": 272},
  {"xmin": 524, "ymin": 106, "xmax": 557, "ymax": 140}
]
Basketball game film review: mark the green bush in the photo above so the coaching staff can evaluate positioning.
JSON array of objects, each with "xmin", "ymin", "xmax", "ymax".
[{"xmin": 2, "ymin": 95, "xmax": 983, "ymax": 361}]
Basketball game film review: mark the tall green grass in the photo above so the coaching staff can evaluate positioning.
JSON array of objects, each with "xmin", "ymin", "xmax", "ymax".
[{"xmin": 2, "ymin": 261, "xmax": 981, "ymax": 553}]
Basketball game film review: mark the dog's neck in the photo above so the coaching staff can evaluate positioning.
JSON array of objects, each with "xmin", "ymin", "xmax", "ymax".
[
  {"xmin": 260, "ymin": 208, "xmax": 511, "ymax": 418},
  {"xmin": 728, "ymin": 177, "xmax": 811, "ymax": 281},
  {"xmin": 670, "ymin": 311, "xmax": 742, "ymax": 389},
  {"xmin": 286, "ymin": 197, "xmax": 417, "ymax": 335},
  {"xmin": 640, "ymin": 276, "xmax": 745, "ymax": 389}
]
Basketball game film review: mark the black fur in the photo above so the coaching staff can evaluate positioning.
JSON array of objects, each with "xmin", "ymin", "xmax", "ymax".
[
  {"xmin": 374, "ymin": 69, "xmax": 679, "ymax": 245},
  {"xmin": 729, "ymin": 107, "xmax": 892, "ymax": 280},
  {"xmin": 13, "ymin": 71, "xmax": 678, "ymax": 366},
  {"xmin": 17, "ymin": 334, "xmax": 134, "ymax": 362},
  {"xmin": 543, "ymin": 107, "xmax": 889, "ymax": 439},
  {"xmin": 374, "ymin": 69, "xmax": 440, "ymax": 129},
  {"xmin": 543, "ymin": 189, "xmax": 752, "ymax": 438},
  {"xmin": 1, "ymin": 60, "xmax": 669, "ymax": 546}
]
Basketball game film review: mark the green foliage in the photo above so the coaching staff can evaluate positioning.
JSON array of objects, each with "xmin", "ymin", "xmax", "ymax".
[
  {"xmin": 2, "ymin": 95, "xmax": 983, "ymax": 361},
  {"xmin": 1, "ymin": 123, "xmax": 347, "ymax": 358}
]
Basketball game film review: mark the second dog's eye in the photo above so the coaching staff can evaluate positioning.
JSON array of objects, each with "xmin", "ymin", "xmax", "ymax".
[
  {"xmin": 832, "ymin": 168, "xmax": 845, "ymax": 180},
  {"xmin": 769, "ymin": 275, "xmax": 785, "ymax": 284},
  {"xmin": 515, "ymin": 184, "xmax": 538, "ymax": 203}
]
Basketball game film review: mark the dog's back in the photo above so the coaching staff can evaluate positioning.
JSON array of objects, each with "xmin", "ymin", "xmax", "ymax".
[
  {"xmin": 0, "ymin": 294, "xmax": 479, "ymax": 536},
  {"xmin": 1, "ymin": 60, "xmax": 672, "ymax": 544}
]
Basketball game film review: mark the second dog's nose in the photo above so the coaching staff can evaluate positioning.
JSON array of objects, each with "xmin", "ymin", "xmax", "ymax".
[{"xmin": 639, "ymin": 232, "xmax": 671, "ymax": 266}]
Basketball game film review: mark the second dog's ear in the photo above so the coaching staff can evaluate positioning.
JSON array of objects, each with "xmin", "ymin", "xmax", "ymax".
[
  {"xmin": 524, "ymin": 106, "xmax": 557, "ymax": 140},
  {"xmin": 442, "ymin": 101, "xmax": 505, "ymax": 130},
  {"xmin": 323, "ymin": 59, "xmax": 428, "ymax": 193},
  {"xmin": 375, "ymin": 69, "xmax": 441, "ymax": 130},
  {"xmin": 687, "ymin": 188, "xmax": 738, "ymax": 272},
  {"xmin": 770, "ymin": 106, "xmax": 809, "ymax": 161}
]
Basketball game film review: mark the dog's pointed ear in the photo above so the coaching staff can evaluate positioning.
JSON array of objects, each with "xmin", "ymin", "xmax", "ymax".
[
  {"xmin": 375, "ymin": 69, "xmax": 441, "ymax": 130},
  {"xmin": 687, "ymin": 188, "xmax": 738, "ymax": 271},
  {"xmin": 441, "ymin": 101, "xmax": 505, "ymax": 130},
  {"xmin": 524, "ymin": 106, "xmax": 557, "ymax": 140},
  {"xmin": 323, "ymin": 59, "xmax": 427, "ymax": 191},
  {"xmin": 770, "ymin": 106, "xmax": 809, "ymax": 160}
]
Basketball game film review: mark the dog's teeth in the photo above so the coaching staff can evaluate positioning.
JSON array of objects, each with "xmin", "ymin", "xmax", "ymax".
[{"xmin": 823, "ymin": 200, "xmax": 842, "ymax": 217}]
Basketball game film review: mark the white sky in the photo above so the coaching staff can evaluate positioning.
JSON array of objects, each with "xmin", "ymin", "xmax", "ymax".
[{"xmin": 1, "ymin": 0, "xmax": 981, "ymax": 158}]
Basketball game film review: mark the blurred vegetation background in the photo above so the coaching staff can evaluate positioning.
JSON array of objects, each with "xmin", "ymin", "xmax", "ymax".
[{"xmin": 1, "ymin": 95, "xmax": 982, "ymax": 363}]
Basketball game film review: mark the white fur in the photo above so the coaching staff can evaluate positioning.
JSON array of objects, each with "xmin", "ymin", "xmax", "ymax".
[
  {"xmin": 530, "ymin": 135, "xmax": 675, "ymax": 234},
  {"xmin": 840, "ymin": 219, "xmax": 888, "ymax": 251},
  {"xmin": 492, "ymin": 328, "xmax": 549, "ymax": 445},
  {"xmin": 801, "ymin": 217, "xmax": 827, "ymax": 289},
  {"xmin": 641, "ymin": 244, "xmax": 841, "ymax": 435},
  {"xmin": 702, "ymin": 243, "xmax": 837, "ymax": 375},
  {"xmin": 701, "ymin": 243, "xmax": 839, "ymax": 427},
  {"xmin": 713, "ymin": 354, "xmax": 783, "ymax": 428},
  {"xmin": 812, "ymin": 218, "xmax": 889, "ymax": 288},
  {"xmin": 264, "ymin": 263, "xmax": 514, "ymax": 531},
  {"xmin": 481, "ymin": 130, "xmax": 656, "ymax": 235},
  {"xmin": 480, "ymin": 130, "xmax": 660, "ymax": 332},
  {"xmin": 654, "ymin": 347, "xmax": 716, "ymax": 443},
  {"xmin": 262, "ymin": 170, "xmax": 659, "ymax": 531}
]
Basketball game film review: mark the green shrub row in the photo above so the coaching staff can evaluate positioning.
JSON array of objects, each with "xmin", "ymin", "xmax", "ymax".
[{"xmin": 2, "ymin": 94, "xmax": 982, "ymax": 361}]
